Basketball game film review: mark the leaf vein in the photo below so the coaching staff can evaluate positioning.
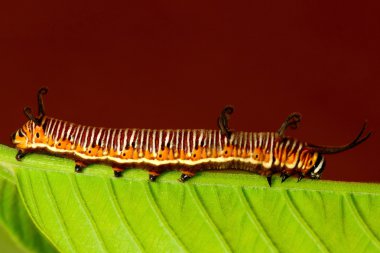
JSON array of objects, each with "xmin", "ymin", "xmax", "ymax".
[
  {"xmin": 282, "ymin": 190, "xmax": 330, "ymax": 253},
  {"xmin": 144, "ymin": 183, "xmax": 188, "ymax": 252},
  {"xmin": 69, "ymin": 174, "xmax": 108, "ymax": 253},
  {"xmin": 344, "ymin": 194, "xmax": 380, "ymax": 249},
  {"xmin": 237, "ymin": 187, "xmax": 278, "ymax": 253},
  {"xmin": 187, "ymin": 185, "xmax": 232, "ymax": 253},
  {"xmin": 106, "ymin": 179, "xmax": 145, "ymax": 253}
]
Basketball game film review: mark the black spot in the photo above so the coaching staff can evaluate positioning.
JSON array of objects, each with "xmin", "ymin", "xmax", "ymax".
[
  {"xmin": 159, "ymin": 154, "xmax": 162, "ymax": 158},
  {"xmin": 193, "ymin": 154, "xmax": 196, "ymax": 158},
  {"xmin": 58, "ymin": 143, "xmax": 61, "ymax": 146},
  {"xmin": 88, "ymin": 150, "xmax": 91, "ymax": 154},
  {"xmin": 36, "ymin": 132, "xmax": 40, "ymax": 138},
  {"xmin": 122, "ymin": 153, "xmax": 126, "ymax": 156},
  {"xmin": 224, "ymin": 150, "xmax": 228, "ymax": 154},
  {"xmin": 255, "ymin": 154, "xmax": 259, "ymax": 159}
]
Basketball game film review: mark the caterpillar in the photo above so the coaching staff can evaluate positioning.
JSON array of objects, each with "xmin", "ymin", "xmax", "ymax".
[{"xmin": 11, "ymin": 88, "xmax": 371, "ymax": 186}]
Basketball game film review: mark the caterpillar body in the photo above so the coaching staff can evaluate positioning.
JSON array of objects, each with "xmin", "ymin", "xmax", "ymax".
[{"xmin": 11, "ymin": 88, "xmax": 371, "ymax": 186}]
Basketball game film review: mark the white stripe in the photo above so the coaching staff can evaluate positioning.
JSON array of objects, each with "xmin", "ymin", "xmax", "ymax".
[
  {"xmin": 130, "ymin": 129, "xmax": 136, "ymax": 147},
  {"xmin": 72, "ymin": 125, "xmax": 81, "ymax": 147},
  {"xmin": 122, "ymin": 129, "xmax": 129, "ymax": 150},
  {"xmin": 198, "ymin": 130, "xmax": 204, "ymax": 146},
  {"xmin": 83, "ymin": 126, "xmax": 90, "ymax": 151},
  {"xmin": 45, "ymin": 119, "xmax": 53, "ymax": 136},
  {"xmin": 175, "ymin": 129, "xmax": 180, "ymax": 150},
  {"xmin": 54, "ymin": 121, "xmax": 62, "ymax": 142},
  {"xmin": 186, "ymin": 130, "xmax": 190, "ymax": 153},
  {"xmin": 105, "ymin": 128, "xmax": 111, "ymax": 151},
  {"xmin": 100, "ymin": 128, "xmax": 106, "ymax": 148},
  {"xmin": 314, "ymin": 156, "xmax": 324, "ymax": 173},
  {"xmin": 249, "ymin": 132, "xmax": 253, "ymax": 155},
  {"xmin": 145, "ymin": 129, "xmax": 150, "ymax": 152},
  {"xmin": 78, "ymin": 126, "xmax": 86, "ymax": 147},
  {"xmin": 134, "ymin": 129, "xmax": 140, "ymax": 149},
  {"xmin": 165, "ymin": 130, "xmax": 170, "ymax": 148},
  {"xmin": 90, "ymin": 127, "xmax": 96, "ymax": 147},
  {"xmin": 218, "ymin": 131, "xmax": 222, "ymax": 152},
  {"xmin": 117, "ymin": 129, "xmax": 122, "ymax": 153},
  {"xmin": 139, "ymin": 129, "xmax": 144, "ymax": 150},
  {"xmin": 96, "ymin": 128, "xmax": 103, "ymax": 146},
  {"xmin": 259, "ymin": 133, "xmax": 262, "ymax": 148},
  {"xmin": 158, "ymin": 130, "xmax": 163, "ymax": 150},
  {"xmin": 169, "ymin": 130, "xmax": 174, "ymax": 148},
  {"xmin": 66, "ymin": 123, "xmax": 74, "ymax": 140},
  {"xmin": 152, "ymin": 130, "xmax": 156, "ymax": 154},
  {"xmin": 181, "ymin": 130, "xmax": 184, "ymax": 152},
  {"xmin": 49, "ymin": 120, "xmax": 58, "ymax": 141},
  {"xmin": 110, "ymin": 129, "xmax": 117, "ymax": 151},
  {"xmin": 264, "ymin": 132, "xmax": 269, "ymax": 149},
  {"xmin": 60, "ymin": 122, "xmax": 67, "ymax": 139},
  {"xmin": 213, "ymin": 130, "xmax": 217, "ymax": 150},
  {"xmin": 31, "ymin": 141, "xmax": 268, "ymax": 166}
]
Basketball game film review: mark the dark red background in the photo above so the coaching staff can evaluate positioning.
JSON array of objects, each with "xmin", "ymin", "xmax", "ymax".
[{"xmin": 1, "ymin": 1, "xmax": 379, "ymax": 182}]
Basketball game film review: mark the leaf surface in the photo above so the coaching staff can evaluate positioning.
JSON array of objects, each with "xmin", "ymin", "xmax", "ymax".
[{"xmin": 0, "ymin": 144, "xmax": 379, "ymax": 253}]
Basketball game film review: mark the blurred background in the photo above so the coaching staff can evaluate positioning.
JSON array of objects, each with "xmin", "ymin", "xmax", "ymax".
[{"xmin": 0, "ymin": 1, "xmax": 379, "ymax": 182}]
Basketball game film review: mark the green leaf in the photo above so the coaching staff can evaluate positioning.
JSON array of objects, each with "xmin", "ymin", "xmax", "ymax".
[
  {"xmin": 0, "ymin": 162, "xmax": 58, "ymax": 252},
  {"xmin": 0, "ymin": 144, "xmax": 379, "ymax": 253}
]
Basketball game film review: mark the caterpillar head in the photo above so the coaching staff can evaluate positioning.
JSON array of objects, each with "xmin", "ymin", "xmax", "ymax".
[{"xmin": 11, "ymin": 88, "xmax": 48, "ymax": 153}]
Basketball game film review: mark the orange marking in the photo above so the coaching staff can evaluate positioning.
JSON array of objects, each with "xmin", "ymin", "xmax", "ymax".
[
  {"xmin": 149, "ymin": 171, "xmax": 160, "ymax": 176},
  {"xmin": 132, "ymin": 149, "xmax": 139, "ymax": 159},
  {"xmin": 201, "ymin": 148, "xmax": 207, "ymax": 159},
  {"xmin": 86, "ymin": 145, "xmax": 99, "ymax": 156},
  {"xmin": 75, "ymin": 161, "xmax": 86, "ymax": 167},
  {"xmin": 158, "ymin": 147, "xmax": 169, "ymax": 160},
  {"xmin": 144, "ymin": 150, "xmax": 152, "ymax": 159},
  {"xmin": 223, "ymin": 145, "xmax": 233, "ymax": 158},
  {"xmin": 264, "ymin": 149, "xmax": 271, "ymax": 163},
  {"xmin": 211, "ymin": 148, "xmax": 218, "ymax": 158},
  {"xmin": 253, "ymin": 148, "xmax": 264, "ymax": 161},
  {"xmin": 112, "ymin": 167, "xmax": 124, "ymax": 172},
  {"xmin": 180, "ymin": 149, "xmax": 186, "ymax": 160},
  {"xmin": 75, "ymin": 144, "xmax": 84, "ymax": 153},
  {"xmin": 182, "ymin": 170, "xmax": 195, "ymax": 176},
  {"xmin": 232, "ymin": 146, "xmax": 238, "ymax": 157},
  {"xmin": 169, "ymin": 149, "xmax": 175, "ymax": 160},
  {"xmin": 192, "ymin": 147, "xmax": 202, "ymax": 161},
  {"xmin": 97, "ymin": 147, "xmax": 103, "ymax": 156}
]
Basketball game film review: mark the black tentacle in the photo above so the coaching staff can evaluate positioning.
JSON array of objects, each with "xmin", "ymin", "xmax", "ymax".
[
  {"xmin": 37, "ymin": 87, "xmax": 48, "ymax": 118},
  {"xmin": 23, "ymin": 107, "xmax": 39, "ymax": 124},
  {"xmin": 217, "ymin": 105, "xmax": 234, "ymax": 140},
  {"xmin": 307, "ymin": 121, "xmax": 371, "ymax": 154},
  {"xmin": 277, "ymin": 112, "xmax": 302, "ymax": 137}
]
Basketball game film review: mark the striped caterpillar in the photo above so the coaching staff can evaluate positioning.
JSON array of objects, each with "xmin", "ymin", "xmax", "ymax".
[{"xmin": 11, "ymin": 88, "xmax": 371, "ymax": 186}]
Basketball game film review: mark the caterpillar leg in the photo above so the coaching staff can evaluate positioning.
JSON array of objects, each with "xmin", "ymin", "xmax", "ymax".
[
  {"xmin": 281, "ymin": 172, "xmax": 290, "ymax": 183},
  {"xmin": 297, "ymin": 174, "xmax": 304, "ymax": 182},
  {"xmin": 217, "ymin": 105, "xmax": 234, "ymax": 140},
  {"xmin": 277, "ymin": 113, "xmax": 302, "ymax": 137},
  {"xmin": 266, "ymin": 176, "xmax": 272, "ymax": 187},
  {"xmin": 113, "ymin": 167, "xmax": 124, "ymax": 177},
  {"xmin": 148, "ymin": 170, "xmax": 161, "ymax": 182},
  {"xmin": 178, "ymin": 171, "xmax": 195, "ymax": 182},
  {"xmin": 74, "ymin": 161, "xmax": 87, "ymax": 173},
  {"xmin": 15, "ymin": 149, "xmax": 27, "ymax": 161}
]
